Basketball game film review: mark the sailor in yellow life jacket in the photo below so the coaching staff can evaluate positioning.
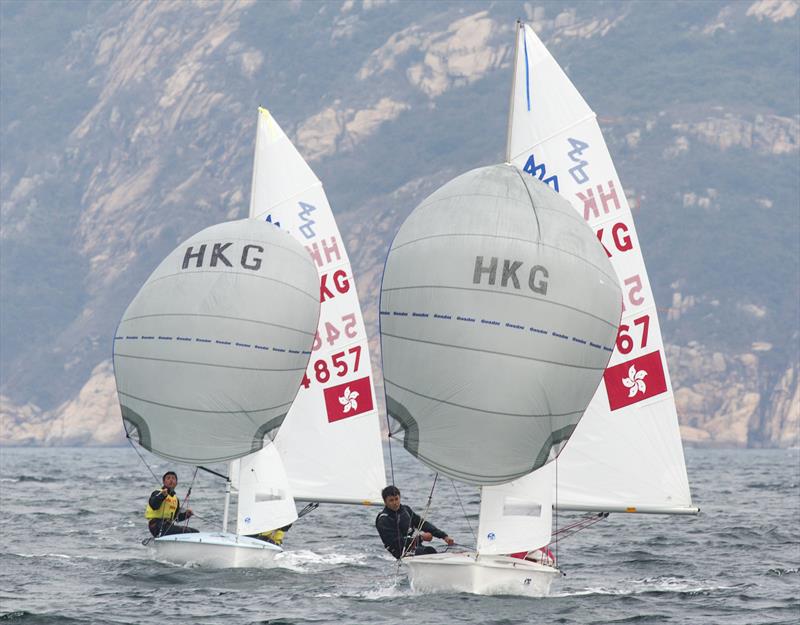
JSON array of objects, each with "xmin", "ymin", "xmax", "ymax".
[
  {"xmin": 249, "ymin": 524, "xmax": 293, "ymax": 546},
  {"xmin": 145, "ymin": 471, "xmax": 199, "ymax": 537}
]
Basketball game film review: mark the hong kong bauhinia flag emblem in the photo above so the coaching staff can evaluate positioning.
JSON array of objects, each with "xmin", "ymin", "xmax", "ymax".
[
  {"xmin": 323, "ymin": 376, "xmax": 374, "ymax": 422},
  {"xmin": 603, "ymin": 351, "xmax": 668, "ymax": 411}
]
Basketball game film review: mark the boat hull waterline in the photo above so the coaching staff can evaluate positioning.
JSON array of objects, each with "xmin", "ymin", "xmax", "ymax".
[
  {"xmin": 402, "ymin": 552, "xmax": 560, "ymax": 596},
  {"xmin": 153, "ymin": 532, "xmax": 281, "ymax": 568}
]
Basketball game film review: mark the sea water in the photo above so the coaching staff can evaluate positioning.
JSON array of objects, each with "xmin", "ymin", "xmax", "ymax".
[{"xmin": 0, "ymin": 446, "xmax": 797, "ymax": 624}]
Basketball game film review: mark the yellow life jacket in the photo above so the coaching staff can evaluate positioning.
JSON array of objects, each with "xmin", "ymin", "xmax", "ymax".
[
  {"xmin": 258, "ymin": 529, "xmax": 286, "ymax": 545},
  {"xmin": 145, "ymin": 491, "xmax": 179, "ymax": 520}
]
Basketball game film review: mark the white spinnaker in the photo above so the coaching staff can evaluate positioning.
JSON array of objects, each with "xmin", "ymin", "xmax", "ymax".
[
  {"xmin": 113, "ymin": 219, "xmax": 319, "ymax": 464},
  {"xmin": 246, "ymin": 107, "xmax": 385, "ymax": 504},
  {"xmin": 508, "ymin": 23, "xmax": 694, "ymax": 513},
  {"xmin": 380, "ymin": 164, "xmax": 621, "ymax": 485},
  {"xmin": 477, "ymin": 463, "xmax": 554, "ymax": 555},
  {"xmin": 231, "ymin": 445, "xmax": 298, "ymax": 535}
]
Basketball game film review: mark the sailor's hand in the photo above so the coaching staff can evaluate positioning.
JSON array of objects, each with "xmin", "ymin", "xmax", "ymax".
[
  {"xmin": 160, "ymin": 487, "xmax": 169, "ymax": 496},
  {"xmin": 420, "ymin": 531, "xmax": 433, "ymax": 541},
  {"xmin": 444, "ymin": 536, "xmax": 455, "ymax": 546},
  {"xmin": 185, "ymin": 509, "xmax": 193, "ymax": 518}
]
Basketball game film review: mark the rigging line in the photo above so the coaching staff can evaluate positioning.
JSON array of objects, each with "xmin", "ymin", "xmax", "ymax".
[
  {"xmin": 552, "ymin": 512, "xmax": 609, "ymax": 541},
  {"xmin": 450, "ymin": 479, "xmax": 475, "ymax": 546},
  {"xmin": 402, "ymin": 473, "xmax": 439, "ymax": 559},
  {"xmin": 180, "ymin": 466, "xmax": 199, "ymax": 532},
  {"xmin": 552, "ymin": 513, "xmax": 602, "ymax": 535},
  {"xmin": 127, "ymin": 435, "xmax": 161, "ymax": 484},
  {"xmin": 385, "ymin": 414, "xmax": 396, "ymax": 485},
  {"xmin": 554, "ymin": 417, "xmax": 559, "ymax": 564}
]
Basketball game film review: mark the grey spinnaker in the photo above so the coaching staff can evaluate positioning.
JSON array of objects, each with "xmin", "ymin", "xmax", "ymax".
[
  {"xmin": 113, "ymin": 219, "xmax": 320, "ymax": 464},
  {"xmin": 380, "ymin": 164, "xmax": 622, "ymax": 485}
]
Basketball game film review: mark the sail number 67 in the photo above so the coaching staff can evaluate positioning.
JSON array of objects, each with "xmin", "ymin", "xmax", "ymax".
[{"xmin": 616, "ymin": 314, "xmax": 650, "ymax": 354}]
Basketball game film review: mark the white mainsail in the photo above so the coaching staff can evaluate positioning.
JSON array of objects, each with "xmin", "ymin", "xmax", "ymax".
[
  {"xmin": 508, "ymin": 22, "xmax": 696, "ymax": 514},
  {"xmin": 245, "ymin": 107, "xmax": 386, "ymax": 505},
  {"xmin": 380, "ymin": 163, "xmax": 621, "ymax": 485},
  {"xmin": 113, "ymin": 219, "xmax": 319, "ymax": 464}
]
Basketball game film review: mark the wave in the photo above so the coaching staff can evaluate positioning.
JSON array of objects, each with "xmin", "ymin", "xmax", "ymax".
[
  {"xmin": 314, "ymin": 578, "xmax": 412, "ymax": 600},
  {"xmin": 1, "ymin": 476, "xmax": 60, "ymax": 483},
  {"xmin": 767, "ymin": 567, "xmax": 800, "ymax": 576},
  {"xmin": 274, "ymin": 549, "xmax": 371, "ymax": 572},
  {"xmin": 0, "ymin": 611, "xmax": 92, "ymax": 623},
  {"xmin": 553, "ymin": 576, "xmax": 741, "ymax": 598}
]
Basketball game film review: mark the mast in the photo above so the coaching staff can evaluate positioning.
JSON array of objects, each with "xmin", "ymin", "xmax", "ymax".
[
  {"xmin": 222, "ymin": 475, "xmax": 231, "ymax": 532},
  {"xmin": 504, "ymin": 20, "xmax": 523, "ymax": 163}
]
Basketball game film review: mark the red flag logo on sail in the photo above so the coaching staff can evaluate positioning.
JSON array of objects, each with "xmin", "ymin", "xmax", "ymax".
[
  {"xmin": 603, "ymin": 350, "xmax": 668, "ymax": 411},
  {"xmin": 323, "ymin": 376, "xmax": 374, "ymax": 423}
]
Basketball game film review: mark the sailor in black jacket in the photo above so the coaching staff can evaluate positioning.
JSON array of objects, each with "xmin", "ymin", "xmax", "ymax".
[{"xmin": 375, "ymin": 485, "xmax": 455, "ymax": 559}]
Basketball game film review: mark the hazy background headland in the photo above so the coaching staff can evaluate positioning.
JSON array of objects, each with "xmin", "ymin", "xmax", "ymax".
[{"xmin": 1, "ymin": 0, "xmax": 798, "ymax": 448}]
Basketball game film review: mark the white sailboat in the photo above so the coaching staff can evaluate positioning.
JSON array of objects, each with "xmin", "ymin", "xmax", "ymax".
[
  {"xmin": 116, "ymin": 108, "xmax": 386, "ymax": 568},
  {"xmin": 506, "ymin": 22, "xmax": 697, "ymax": 518},
  {"xmin": 114, "ymin": 218, "xmax": 320, "ymax": 568},
  {"xmin": 379, "ymin": 20, "xmax": 696, "ymax": 596}
]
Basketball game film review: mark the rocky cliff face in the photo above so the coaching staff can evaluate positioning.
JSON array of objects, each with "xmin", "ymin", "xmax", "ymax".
[
  {"xmin": 1, "ymin": 1, "xmax": 798, "ymax": 447},
  {"xmin": 669, "ymin": 344, "xmax": 799, "ymax": 447}
]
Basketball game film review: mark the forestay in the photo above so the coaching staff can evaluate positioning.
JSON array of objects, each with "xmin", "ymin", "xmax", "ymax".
[
  {"xmin": 508, "ymin": 22, "xmax": 695, "ymax": 513},
  {"xmin": 230, "ymin": 445, "xmax": 298, "ymax": 535},
  {"xmin": 380, "ymin": 164, "xmax": 621, "ymax": 486},
  {"xmin": 247, "ymin": 108, "xmax": 385, "ymax": 504},
  {"xmin": 477, "ymin": 462, "xmax": 554, "ymax": 555},
  {"xmin": 113, "ymin": 219, "xmax": 319, "ymax": 464}
]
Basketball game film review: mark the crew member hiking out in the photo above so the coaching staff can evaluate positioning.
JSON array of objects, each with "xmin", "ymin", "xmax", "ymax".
[
  {"xmin": 375, "ymin": 485, "xmax": 454, "ymax": 559},
  {"xmin": 145, "ymin": 471, "xmax": 199, "ymax": 537},
  {"xmin": 249, "ymin": 524, "xmax": 292, "ymax": 546}
]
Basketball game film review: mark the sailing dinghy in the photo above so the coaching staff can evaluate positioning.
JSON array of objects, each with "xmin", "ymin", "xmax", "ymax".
[
  {"xmin": 379, "ymin": 20, "xmax": 696, "ymax": 597},
  {"xmin": 380, "ymin": 160, "xmax": 621, "ymax": 595},
  {"xmin": 114, "ymin": 218, "xmax": 320, "ymax": 567},
  {"xmin": 116, "ymin": 108, "xmax": 386, "ymax": 567}
]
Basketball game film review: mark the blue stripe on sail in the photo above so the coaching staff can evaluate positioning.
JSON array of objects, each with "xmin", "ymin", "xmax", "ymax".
[
  {"xmin": 384, "ymin": 307, "xmax": 614, "ymax": 351},
  {"xmin": 523, "ymin": 30, "xmax": 531, "ymax": 111}
]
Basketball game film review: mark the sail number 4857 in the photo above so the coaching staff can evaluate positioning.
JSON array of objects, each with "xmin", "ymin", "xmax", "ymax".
[{"xmin": 301, "ymin": 345, "xmax": 362, "ymax": 388}]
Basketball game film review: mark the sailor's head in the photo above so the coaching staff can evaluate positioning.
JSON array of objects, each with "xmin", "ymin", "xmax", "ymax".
[
  {"xmin": 382, "ymin": 485, "xmax": 401, "ymax": 511},
  {"xmin": 162, "ymin": 471, "xmax": 178, "ymax": 489}
]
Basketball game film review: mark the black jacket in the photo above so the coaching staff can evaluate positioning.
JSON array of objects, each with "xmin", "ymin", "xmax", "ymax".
[
  {"xmin": 148, "ymin": 489, "xmax": 190, "ymax": 523},
  {"xmin": 375, "ymin": 504, "xmax": 447, "ymax": 559}
]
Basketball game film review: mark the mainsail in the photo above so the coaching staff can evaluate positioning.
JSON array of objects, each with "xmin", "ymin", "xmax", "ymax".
[
  {"xmin": 380, "ymin": 164, "xmax": 621, "ymax": 486},
  {"xmin": 246, "ymin": 108, "xmax": 385, "ymax": 504},
  {"xmin": 113, "ymin": 219, "xmax": 320, "ymax": 464},
  {"xmin": 508, "ymin": 22, "xmax": 696, "ymax": 514}
]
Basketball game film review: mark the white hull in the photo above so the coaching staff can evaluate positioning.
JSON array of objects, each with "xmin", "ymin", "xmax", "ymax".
[
  {"xmin": 403, "ymin": 552, "xmax": 559, "ymax": 597},
  {"xmin": 153, "ymin": 532, "xmax": 281, "ymax": 568}
]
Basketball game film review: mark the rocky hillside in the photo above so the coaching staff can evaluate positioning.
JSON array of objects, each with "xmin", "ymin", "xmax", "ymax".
[{"xmin": 1, "ymin": 0, "xmax": 798, "ymax": 448}]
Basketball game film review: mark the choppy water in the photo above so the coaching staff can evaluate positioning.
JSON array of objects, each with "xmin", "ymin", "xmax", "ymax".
[{"xmin": 0, "ymin": 446, "xmax": 798, "ymax": 624}]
